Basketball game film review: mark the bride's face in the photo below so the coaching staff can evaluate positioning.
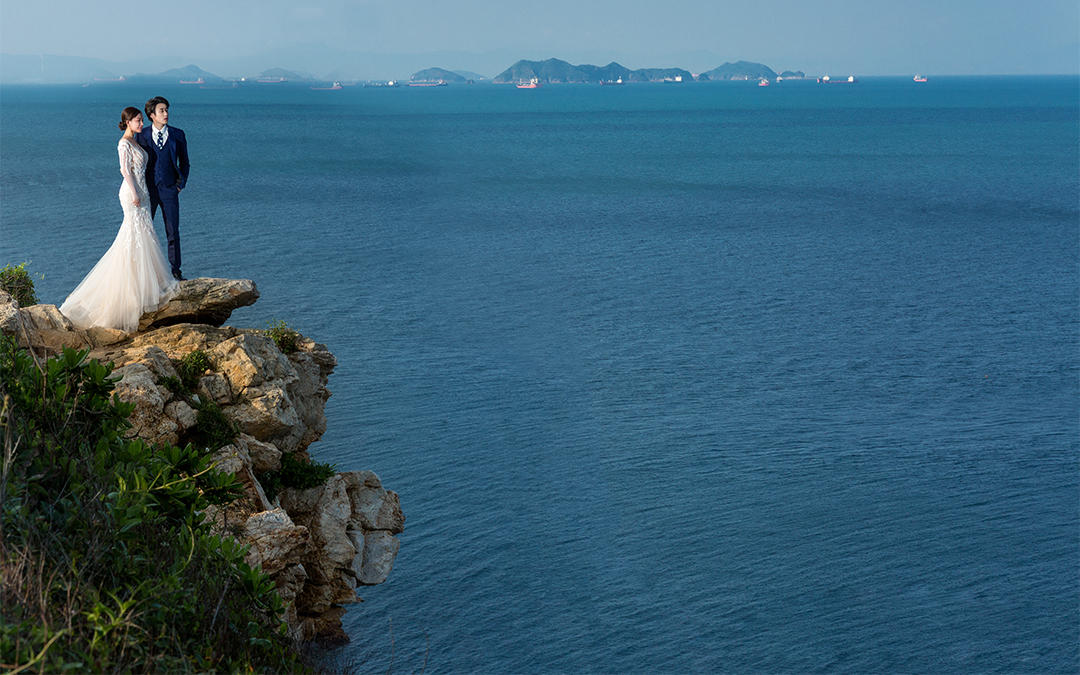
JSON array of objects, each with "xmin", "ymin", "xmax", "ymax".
[{"xmin": 128, "ymin": 115, "xmax": 144, "ymax": 133}]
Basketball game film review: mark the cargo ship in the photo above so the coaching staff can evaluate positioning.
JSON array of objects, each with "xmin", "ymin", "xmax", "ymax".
[
  {"xmin": 517, "ymin": 78, "xmax": 541, "ymax": 88},
  {"xmin": 913, "ymin": 75, "xmax": 927, "ymax": 82},
  {"xmin": 311, "ymin": 81, "xmax": 343, "ymax": 90}
]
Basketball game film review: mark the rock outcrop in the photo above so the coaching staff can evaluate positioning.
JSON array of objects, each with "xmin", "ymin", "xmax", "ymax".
[
  {"xmin": 0, "ymin": 280, "xmax": 403, "ymax": 642},
  {"xmin": 139, "ymin": 277, "xmax": 260, "ymax": 331}
]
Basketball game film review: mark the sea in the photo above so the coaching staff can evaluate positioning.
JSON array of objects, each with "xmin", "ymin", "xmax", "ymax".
[{"xmin": 1, "ymin": 76, "xmax": 1077, "ymax": 673}]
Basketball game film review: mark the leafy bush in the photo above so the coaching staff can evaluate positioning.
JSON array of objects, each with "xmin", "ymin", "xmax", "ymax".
[
  {"xmin": 160, "ymin": 374, "xmax": 187, "ymax": 396},
  {"xmin": 190, "ymin": 399, "xmax": 239, "ymax": 452},
  {"xmin": 0, "ymin": 262, "xmax": 39, "ymax": 307},
  {"xmin": 256, "ymin": 452, "xmax": 337, "ymax": 502},
  {"xmin": 265, "ymin": 320, "xmax": 300, "ymax": 354},
  {"xmin": 0, "ymin": 335, "xmax": 307, "ymax": 673},
  {"xmin": 175, "ymin": 350, "xmax": 213, "ymax": 391}
]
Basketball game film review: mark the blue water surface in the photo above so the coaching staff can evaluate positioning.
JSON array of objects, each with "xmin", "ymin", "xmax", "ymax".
[{"xmin": 2, "ymin": 76, "xmax": 1077, "ymax": 673}]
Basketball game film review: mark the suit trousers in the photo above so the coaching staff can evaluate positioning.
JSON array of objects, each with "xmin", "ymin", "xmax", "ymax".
[{"xmin": 151, "ymin": 185, "xmax": 181, "ymax": 274}]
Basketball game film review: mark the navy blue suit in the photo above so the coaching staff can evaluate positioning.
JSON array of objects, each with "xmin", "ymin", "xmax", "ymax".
[{"xmin": 137, "ymin": 125, "xmax": 190, "ymax": 275}]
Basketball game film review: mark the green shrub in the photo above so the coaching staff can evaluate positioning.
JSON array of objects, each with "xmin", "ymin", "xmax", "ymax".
[
  {"xmin": 191, "ymin": 399, "xmax": 239, "ymax": 452},
  {"xmin": 0, "ymin": 262, "xmax": 39, "ymax": 307},
  {"xmin": 256, "ymin": 453, "xmax": 337, "ymax": 502},
  {"xmin": 265, "ymin": 320, "xmax": 300, "ymax": 354},
  {"xmin": 160, "ymin": 374, "xmax": 187, "ymax": 396},
  {"xmin": 0, "ymin": 335, "xmax": 307, "ymax": 673},
  {"xmin": 175, "ymin": 350, "xmax": 213, "ymax": 391}
]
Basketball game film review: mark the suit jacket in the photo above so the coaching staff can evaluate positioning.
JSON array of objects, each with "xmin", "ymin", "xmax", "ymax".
[{"xmin": 137, "ymin": 125, "xmax": 190, "ymax": 191}]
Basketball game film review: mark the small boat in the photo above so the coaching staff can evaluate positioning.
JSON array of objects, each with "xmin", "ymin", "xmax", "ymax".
[
  {"xmin": 179, "ymin": 77, "xmax": 205, "ymax": 85},
  {"xmin": 758, "ymin": 78, "xmax": 770, "ymax": 87},
  {"xmin": 913, "ymin": 74, "xmax": 927, "ymax": 82},
  {"xmin": 517, "ymin": 78, "xmax": 541, "ymax": 89},
  {"xmin": 311, "ymin": 81, "xmax": 343, "ymax": 90},
  {"xmin": 817, "ymin": 75, "xmax": 857, "ymax": 84}
]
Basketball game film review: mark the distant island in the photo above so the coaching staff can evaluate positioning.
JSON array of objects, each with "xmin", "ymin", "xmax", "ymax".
[
  {"xmin": 492, "ymin": 58, "xmax": 692, "ymax": 84},
  {"xmin": 697, "ymin": 61, "xmax": 777, "ymax": 81},
  {"xmin": 411, "ymin": 67, "xmax": 468, "ymax": 83}
]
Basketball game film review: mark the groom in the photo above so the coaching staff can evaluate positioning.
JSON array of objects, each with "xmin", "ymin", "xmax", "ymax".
[{"xmin": 138, "ymin": 96, "xmax": 190, "ymax": 280}]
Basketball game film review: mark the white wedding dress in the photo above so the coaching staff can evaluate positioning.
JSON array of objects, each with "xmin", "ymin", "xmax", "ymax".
[{"xmin": 60, "ymin": 139, "xmax": 178, "ymax": 332}]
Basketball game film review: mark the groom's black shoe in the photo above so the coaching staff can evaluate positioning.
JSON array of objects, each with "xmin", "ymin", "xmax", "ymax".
[{"xmin": 172, "ymin": 270, "xmax": 186, "ymax": 281}]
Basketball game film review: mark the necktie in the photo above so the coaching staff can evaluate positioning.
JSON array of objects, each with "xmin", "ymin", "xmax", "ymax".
[{"xmin": 156, "ymin": 130, "xmax": 165, "ymax": 149}]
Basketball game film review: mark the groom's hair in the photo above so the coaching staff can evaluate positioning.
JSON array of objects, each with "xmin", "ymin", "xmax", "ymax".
[{"xmin": 145, "ymin": 96, "xmax": 170, "ymax": 118}]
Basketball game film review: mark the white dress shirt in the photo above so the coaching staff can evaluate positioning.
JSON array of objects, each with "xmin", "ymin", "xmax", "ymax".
[{"xmin": 152, "ymin": 124, "xmax": 169, "ymax": 148}]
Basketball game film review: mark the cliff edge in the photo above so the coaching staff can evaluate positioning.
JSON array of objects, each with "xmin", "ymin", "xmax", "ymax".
[{"xmin": 0, "ymin": 278, "xmax": 402, "ymax": 643}]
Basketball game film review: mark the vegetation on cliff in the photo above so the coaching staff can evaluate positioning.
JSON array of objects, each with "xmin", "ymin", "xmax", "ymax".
[
  {"xmin": 0, "ymin": 263, "xmax": 38, "ymax": 308},
  {"xmin": 0, "ymin": 336, "xmax": 306, "ymax": 672}
]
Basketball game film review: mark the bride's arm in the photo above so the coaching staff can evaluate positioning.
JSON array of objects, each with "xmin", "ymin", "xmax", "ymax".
[{"xmin": 118, "ymin": 142, "xmax": 141, "ymax": 207}]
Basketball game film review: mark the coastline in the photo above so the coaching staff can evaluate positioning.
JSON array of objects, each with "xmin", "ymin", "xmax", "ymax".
[{"xmin": 0, "ymin": 277, "xmax": 402, "ymax": 666}]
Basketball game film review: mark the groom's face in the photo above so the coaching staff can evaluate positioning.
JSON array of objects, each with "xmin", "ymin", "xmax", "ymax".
[{"xmin": 149, "ymin": 103, "xmax": 169, "ymax": 127}]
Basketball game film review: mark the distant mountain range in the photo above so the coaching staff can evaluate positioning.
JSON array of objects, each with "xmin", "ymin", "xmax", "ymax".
[{"xmin": 1, "ymin": 53, "xmax": 804, "ymax": 85}]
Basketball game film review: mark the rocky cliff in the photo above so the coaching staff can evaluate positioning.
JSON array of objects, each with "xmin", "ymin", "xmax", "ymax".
[{"xmin": 0, "ymin": 278, "xmax": 402, "ymax": 643}]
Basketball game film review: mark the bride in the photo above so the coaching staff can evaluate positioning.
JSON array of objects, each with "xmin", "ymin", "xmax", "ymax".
[{"xmin": 60, "ymin": 107, "xmax": 178, "ymax": 332}]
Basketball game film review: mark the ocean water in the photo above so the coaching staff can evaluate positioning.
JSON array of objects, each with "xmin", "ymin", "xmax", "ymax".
[{"xmin": 1, "ymin": 76, "xmax": 1077, "ymax": 673}]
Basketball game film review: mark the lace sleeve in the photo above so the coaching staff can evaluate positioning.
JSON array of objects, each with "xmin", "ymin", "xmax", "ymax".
[{"xmin": 118, "ymin": 141, "xmax": 133, "ymax": 179}]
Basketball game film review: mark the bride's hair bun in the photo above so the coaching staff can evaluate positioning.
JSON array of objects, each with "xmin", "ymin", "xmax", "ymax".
[{"xmin": 119, "ymin": 106, "xmax": 142, "ymax": 130}]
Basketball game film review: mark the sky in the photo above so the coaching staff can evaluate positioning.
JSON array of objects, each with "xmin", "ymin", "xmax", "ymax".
[{"xmin": 2, "ymin": 0, "xmax": 1077, "ymax": 78}]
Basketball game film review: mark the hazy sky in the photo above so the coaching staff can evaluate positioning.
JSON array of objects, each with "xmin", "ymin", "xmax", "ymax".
[{"xmin": 2, "ymin": 0, "xmax": 1077, "ymax": 76}]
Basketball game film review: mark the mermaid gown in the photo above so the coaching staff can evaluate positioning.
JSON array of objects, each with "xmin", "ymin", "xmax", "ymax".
[{"xmin": 60, "ymin": 138, "xmax": 178, "ymax": 332}]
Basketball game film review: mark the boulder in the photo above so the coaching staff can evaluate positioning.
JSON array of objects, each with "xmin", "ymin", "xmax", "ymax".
[
  {"xmin": 108, "ymin": 345, "xmax": 179, "ymax": 381},
  {"xmin": 210, "ymin": 333, "xmax": 295, "ymax": 394},
  {"xmin": 0, "ymin": 291, "xmax": 28, "ymax": 338},
  {"xmin": 243, "ymin": 508, "xmax": 311, "ymax": 576},
  {"xmin": 352, "ymin": 530, "xmax": 400, "ymax": 585},
  {"xmin": 163, "ymin": 400, "xmax": 197, "ymax": 434},
  {"xmin": 112, "ymin": 363, "xmax": 177, "ymax": 446},
  {"xmin": 22, "ymin": 304, "xmax": 75, "ymax": 332},
  {"xmin": 237, "ymin": 433, "xmax": 282, "ymax": 473},
  {"xmin": 0, "ymin": 295, "xmax": 126, "ymax": 355},
  {"xmin": 138, "ymin": 278, "xmax": 259, "ymax": 331},
  {"xmin": 227, "ymin": 389, "xmax": 300, "ymax": 442},
  {"xmin": 96, "ymin": 324, "xmax": 239, "ymax": 364},
  {"xmin": 197, "ymin": 372, "xmax": 233, "ymax": 405},
  {"xmin": 346, "ymin": 470, "xmax": 405, "ymax": 533},
  {"xmin": 281, "ymin": 474, "xmax": 358, "ymax": 583}
]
